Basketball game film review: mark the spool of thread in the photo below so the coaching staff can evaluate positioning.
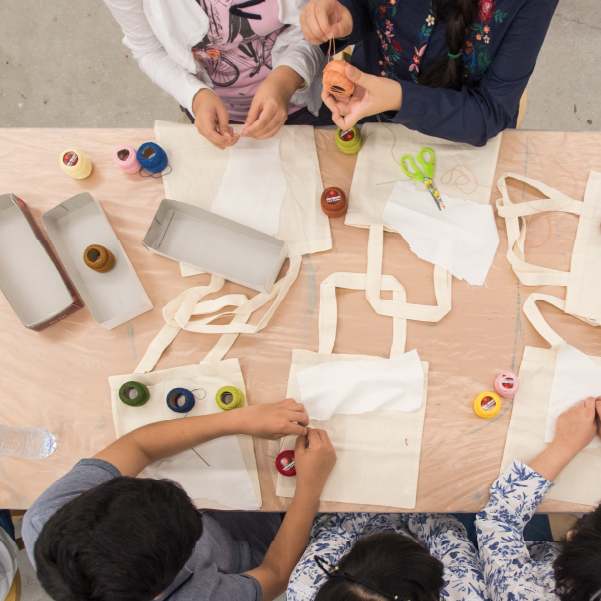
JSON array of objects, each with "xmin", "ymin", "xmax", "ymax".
[
  {"xmin": 119, "ymin": 381, "xmax": 150, "ymax": 407},
  {"xmin": 137, "ymin": 142, "xmax": 169, "ymax": 174},
  {"xmin": 321, "ymin": 187, "xmax": 348, "ymax": 218},
  {"xmin": 323, "ymin": 61, "xmax": 355, "ymax": 98},
  {"xmin": 83, "ymin": 244, "xmax": 115, "ymax": 273},
  {"xmin": 495, "ymin": 372, "xmax": 520, "ymax": 398},
  {"xmin": 215, "ymin": 386, "xmax": 245, "ymax": 411},
  {"xmin": 166, "ymin": 388, "xmax": 196, "ymax": 413},
  {"xmin": 335, "ymin": 126, "xmax": 362, "ymax": 155},
  {"xmin": 276, "ymin": 450, "xmax": 296, "ymax": 477},
  {"xmin": 59, "ymin": 149, "xmax": 93, "ymax": 179},
  {"xmin": 473, "ymin": 392, "xmax": 501, "ymax": 419},
  {"xmin": 113, "ymin": 145, "xmax": 141, "ymax": 174}
]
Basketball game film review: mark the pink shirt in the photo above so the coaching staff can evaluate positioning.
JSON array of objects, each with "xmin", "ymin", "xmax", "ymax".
[{"xmin": 192, "ymin": 0, "xmax": 300, "ymax": 121}]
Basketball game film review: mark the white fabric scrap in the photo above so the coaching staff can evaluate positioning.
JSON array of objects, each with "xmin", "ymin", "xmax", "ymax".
[
  {"xmin": 546, "ymin": 342, "xmax": 601, "ymax": 448},
  {"xmin": 382, "ymin": 180, "xmax": 499, "ymax": 286},
  {"xmin": 211, "ymin": 137, "xmax": 286, "ymax": 235},
  {"xmin": 296, "ymin": 350, "xmax": 425, "ymax": 421}
]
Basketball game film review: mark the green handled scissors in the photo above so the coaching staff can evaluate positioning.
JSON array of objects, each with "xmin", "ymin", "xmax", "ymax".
[{"xmin": 400, "ymin": 147, "xmax": 445, "ymax": 211}]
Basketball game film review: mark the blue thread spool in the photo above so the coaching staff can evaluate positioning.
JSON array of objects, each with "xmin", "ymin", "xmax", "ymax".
[
  {"xmin": 166, "ymin": 388, "xmax": 195, "ymax": 413},
  {"xmin": 137, "ymin": 142, "xmax": 169, "ymax": 174}
]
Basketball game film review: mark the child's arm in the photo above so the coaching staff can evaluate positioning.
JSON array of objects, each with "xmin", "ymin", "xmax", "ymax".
[
  {"xmin": 94, "ymin": 398, "xmax": 309, "ymax": 477},
  {"xmin": 476, "ymin": 397, "xmax": 600, "ymax": 601},
  {"xmin": 246, "ymin": 428, "xmax": 337, "ymax": 601}
]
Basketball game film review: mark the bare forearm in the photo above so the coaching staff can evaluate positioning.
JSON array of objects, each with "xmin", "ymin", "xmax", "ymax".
[
  {"xmin": 529, "ymin": 441, "xmax": 578, "ymax": 482},
  {"xmin": 247, "ymin": 487, "xmax": 320, "ymax": 600},
  {"xmin": 95, "ymin": 411, "xmax": 240, "ymax": 477}
]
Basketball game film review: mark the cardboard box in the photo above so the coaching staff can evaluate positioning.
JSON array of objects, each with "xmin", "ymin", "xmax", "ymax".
[
  {"xmin": 142, "ymin": 199, "xmax": 288, "ymax": 294},
  {"xmin": 42, "ymin": 193, "xmax": 153, "ymax": 330},
  {"xmin": 0, "ymin": 193, "xmax": 83, "ymax": 331}
]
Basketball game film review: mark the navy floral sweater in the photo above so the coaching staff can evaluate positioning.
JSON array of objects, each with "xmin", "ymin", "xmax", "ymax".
[{"xmin": 339, "ymin": 0, "xmax": 559, "ymax": 146}]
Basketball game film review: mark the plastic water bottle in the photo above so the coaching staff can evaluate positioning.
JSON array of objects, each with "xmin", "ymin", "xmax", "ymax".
[{"xmin": 0, "ymin": 425, "xmax": 57, "ymax": 459}]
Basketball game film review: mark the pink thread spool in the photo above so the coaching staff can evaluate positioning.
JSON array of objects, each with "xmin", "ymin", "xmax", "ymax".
[
  {"xmin": 495, "ymin": 372, "xmax": 519, "ymax": 398},
  {"xmin": 113, "ymin": 145, "xmax": 141, "ymax": 174}
]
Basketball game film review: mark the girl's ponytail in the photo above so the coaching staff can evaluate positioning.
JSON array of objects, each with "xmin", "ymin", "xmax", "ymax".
[{"xmin": 419, "ymin": 0, "xmax": 479, "ymax": 90}]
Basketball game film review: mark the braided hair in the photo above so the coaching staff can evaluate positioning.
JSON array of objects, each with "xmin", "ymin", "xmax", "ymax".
[{"xmin": 419, "ymin": 0, "xmax": 479, "ymax": 91}]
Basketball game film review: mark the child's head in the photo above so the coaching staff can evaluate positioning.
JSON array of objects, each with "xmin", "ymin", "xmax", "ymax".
[
  {"xmin": 554, "ymin": 505, "xmax": 601, "ymax": 601},
  {"xmin": 34, "ymin": 477, "xmax": 203, "ymax": 601},
  {"xmin": 314, "ymin": 533, "xmax": 445, "ymax": 601}
]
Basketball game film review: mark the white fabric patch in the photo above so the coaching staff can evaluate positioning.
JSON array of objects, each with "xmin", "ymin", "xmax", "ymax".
[
  {"xmin": 296, "ymin": 349, "xmax": 425, "ymax": 421},
  {"xmin": 546, "ymin": 342, "xmax": 601, "ymax": 448},
  {"xmin": 382, "ymin": 180, "xmax": 500, "ymax": 286},
  {"xmin": 210, "ymin": 137, "xmax": 286, "ymax": 235}
]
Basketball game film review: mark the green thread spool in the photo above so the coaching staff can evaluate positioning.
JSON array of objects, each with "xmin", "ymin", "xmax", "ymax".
[
  {"xmin": 335, "ymin": 126, "xmax": 362, "ymax": 155},
  {"xmin": 119, "ymin": 381, "xmax": 150, "ymax": 407},
  {"xmin": 215, "ymin": 386, "xmax": 245, "ymax": 411}
]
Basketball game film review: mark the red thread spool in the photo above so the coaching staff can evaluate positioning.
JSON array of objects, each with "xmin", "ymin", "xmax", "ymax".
[
  {"xmin": 276, "ymin": 450, "xmax": 296, "ymax": 477},
  {"xmin": 321, "ymin": 187, "xmax": 348, "ymax": 218},
  {"xmin": 495, "ymin": 372, "xmax": 520, "ymax": 398},
  {"xmin": 323, "ymin": 61, "xmax": 355, "ymax": 98}
]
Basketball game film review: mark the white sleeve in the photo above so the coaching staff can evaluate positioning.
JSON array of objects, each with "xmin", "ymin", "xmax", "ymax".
[{"xmin": 102, "ymin": 0, "xmax": 210, "ymax": 113}]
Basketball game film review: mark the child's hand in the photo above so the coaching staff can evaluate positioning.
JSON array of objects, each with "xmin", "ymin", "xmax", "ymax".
[
  {"xmin": 300, "ymin": 0, "xmax": 353, "ymax": 44},
  {"xmin": 321, "ymin": 64, "xmax": 403, "ymax": 130},
  {"xmin": 294, "ymin": 428, "xmax": 336, "ymax": 493},
  {"xmin": 192, "ymin": 89, "xmax": 240, "ymax": 150},
  {"xmin": 552, "ymin": 397, "xmax": 600, "ymax": 455},
  {"xmin": 233, "ymin": 399, "xmax": 309, "ymax": 440}
]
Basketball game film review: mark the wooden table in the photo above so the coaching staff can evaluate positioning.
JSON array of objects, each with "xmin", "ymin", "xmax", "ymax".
[{"xmin": 1, "ymin": 127, "xmax": 600, "ymax": 512}]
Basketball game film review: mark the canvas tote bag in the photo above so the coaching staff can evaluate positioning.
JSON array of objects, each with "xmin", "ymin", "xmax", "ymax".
[
  {"xmin": 276, "ymin": 271, "xmax": 430, "ymax": 509},
  {"xmin": 500, "ymin": 293, "xmax": 601, "ymax": 506}
]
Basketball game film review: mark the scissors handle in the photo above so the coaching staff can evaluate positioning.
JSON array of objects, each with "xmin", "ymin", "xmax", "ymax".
[
  {"xmin": 400, "ymin": 155, "xmax": 425, "ymax": 182},
  {"xmin": 417, "ymin": 147, "xmax": 435, "ymax": 179}
]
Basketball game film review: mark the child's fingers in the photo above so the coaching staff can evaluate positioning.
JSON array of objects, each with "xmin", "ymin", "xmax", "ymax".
[{"xmin": 287, "ymin": 408, "xmax": 310, "ymax": 427}]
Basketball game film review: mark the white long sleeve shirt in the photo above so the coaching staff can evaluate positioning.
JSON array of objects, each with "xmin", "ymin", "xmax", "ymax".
[{"xmin": 103, "ymin": 0, "xmax": 326, "ymax": 116}]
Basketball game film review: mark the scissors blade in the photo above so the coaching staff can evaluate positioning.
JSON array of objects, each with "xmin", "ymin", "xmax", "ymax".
[{"xmin": 424, "ymin": 177, "xmax": 445, "ymax": 211}]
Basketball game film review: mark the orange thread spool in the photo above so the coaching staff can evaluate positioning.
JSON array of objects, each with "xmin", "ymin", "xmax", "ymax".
[{"xmin": 323, "ymin": 61, "xmax": 354, "ymax": 97}]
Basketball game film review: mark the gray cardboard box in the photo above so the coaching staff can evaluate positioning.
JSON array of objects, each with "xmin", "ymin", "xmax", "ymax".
[
  {"xmin": 0, "ymin": 193, "xmax": 83, "ymax": 331},
  {"xmin": 42, "ymin": 193, "xmax": 153, "ymax": 330},
  {"xmin": 142, "ymin": 199, "xmax": 288, "ymax": 294}
]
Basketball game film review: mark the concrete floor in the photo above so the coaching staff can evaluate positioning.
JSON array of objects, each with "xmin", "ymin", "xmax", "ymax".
[{"xmin": 0, "ymin": 0, "xmax": 599, "ymax": 130}]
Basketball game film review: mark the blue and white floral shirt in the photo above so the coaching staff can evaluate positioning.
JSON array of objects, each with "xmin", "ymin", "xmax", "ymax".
[
  {"xmin": 287, "ymin": 513, "xmax": 489, "ymax": 601},
  {"xmin": 476, "ymin": 460, "xmax": 559, "ymax": 601}
]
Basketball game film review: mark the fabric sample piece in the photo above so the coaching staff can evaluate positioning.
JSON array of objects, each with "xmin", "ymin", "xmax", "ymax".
[
  {"xmin": 382, "ymin": 180, "xmax": 499, "ymax": 286},
  {"xmin": 546, "ymin": 342, "xmax": 601, "ymax": 448},
  {"xmin": 211, "ymin": 138, "xmax": 286, "ymax": 236},
  {"xmin": 296, "ymin": 349, "xmax": 424, "ymax": 421}
]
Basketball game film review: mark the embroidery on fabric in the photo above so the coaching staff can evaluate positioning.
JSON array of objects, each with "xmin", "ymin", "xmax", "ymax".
[
  {"xmin": 369, "ymin": 0, "xmax": 402, "ymax": 77},
  {"xmin": 409, "ymin": 1, "xmax": 435, "ymax": 82},
  {"xmin": 464, "ymin": 0, "xmax": 508, "ymax": 80}
]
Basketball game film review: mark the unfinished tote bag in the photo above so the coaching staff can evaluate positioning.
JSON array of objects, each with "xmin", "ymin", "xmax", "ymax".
[
  {"xmin": 276, "ymin": 271, "xmax": 429, "ymax": 509},
  {"xmin": 109, "ymin": 277, "xmax": 262, "ymax": 511},
  {"xmin": 345, "ymin": 123, "xmax": 502, "ymax": 320},
  {"xmin": 496, "ymin": 171, "xmax": 601, "ymax": 325},
  {"xmin": 500, "ymin": 293, "xmax": 601, "ymax": 507}
]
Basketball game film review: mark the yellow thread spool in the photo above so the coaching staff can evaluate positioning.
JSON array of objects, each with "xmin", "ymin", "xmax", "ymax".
[
  {"xmin": 473, "ymin": 392, "xmax": 501, "ymax": 419},
  {"xmin": 60, "ymin": 149, "xmax": 93, "ymax": 179},
  {"xmin": 335, "ymin": 126, "xmax": 362, "ymax": 155},
  {"xmin": 215, "ymin": 386, "xmax": 245, "ymax": 411}
]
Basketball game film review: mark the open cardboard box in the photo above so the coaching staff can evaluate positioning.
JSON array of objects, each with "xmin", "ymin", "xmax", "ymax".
[
  {"xmin": 0, "ymin": 193, "xmax": 84, "ymax": 331},
  {"xmin": 142, "ymin": 199, "xmax": 288, "ymax": 294},
  {"xmin": 42, "ymin": 193, "xmax": 153, "ymax": 330}
]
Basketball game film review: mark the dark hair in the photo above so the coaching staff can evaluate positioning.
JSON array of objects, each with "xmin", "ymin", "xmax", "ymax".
[
  {"xmin": 553, "ymin": 505, "xmax": 601, "ymax": 601},
  {"xmin": 34, "ymin": 477, "xmax": 204, "ymax": 601},
  {"xmin": 314, "ymin": 533, "xmax": 445, "ymax": 601},
  {"xmin": 419, "ymin": 0, "xmax": 479, "ymax": 90}
]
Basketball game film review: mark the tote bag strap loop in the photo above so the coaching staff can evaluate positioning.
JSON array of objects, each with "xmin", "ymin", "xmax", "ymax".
[
  {"xmin": 318, "ymin": 272, "xmax": 407, "ymax": 357},
  {"xmin": 496, "ymin": 173, "xmax": 582, "ymax": 287},
  {"xmin": 366, "ymin": 225, "xmax": 452, "ymax": 322}
]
